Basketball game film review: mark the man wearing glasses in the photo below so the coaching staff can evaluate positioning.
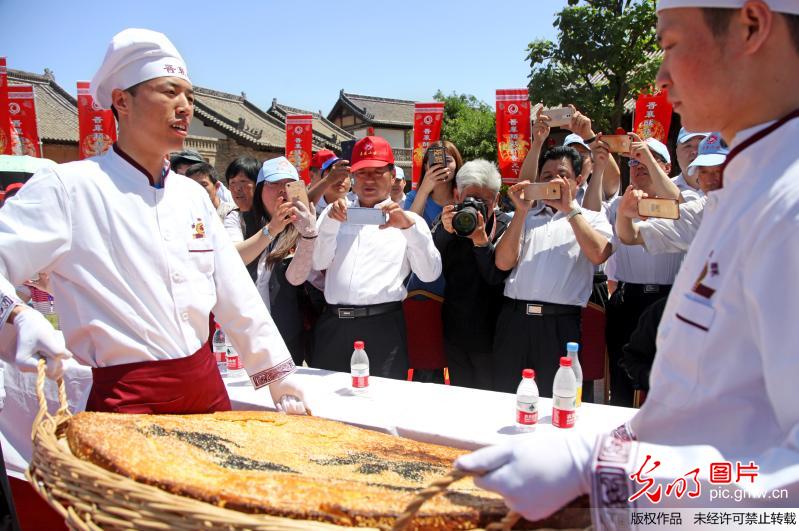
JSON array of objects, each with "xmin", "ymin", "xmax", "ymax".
[{"xmin": 604, "ymin": 136, "xmax": 683, "ymax": 407}]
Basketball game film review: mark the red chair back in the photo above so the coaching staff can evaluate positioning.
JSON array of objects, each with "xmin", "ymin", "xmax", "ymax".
[
  {"xmin": 403, "ymin": 290, "xmax": 447, "ymax": 374},
  {"xmin": 580, "ymin": 302, "xmax": 607, "ymax": 381}
]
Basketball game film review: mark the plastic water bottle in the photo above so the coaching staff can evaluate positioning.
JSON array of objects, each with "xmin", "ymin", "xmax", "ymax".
[
  {"xmin": 212, "ymin": 325, "xmax": 228, "ymax": 377},
  {"xmin": 566, "ymin": 342, "xmax": 583, "ymax": 407},
  {"xmin": 225, "ymin": 337, "xmax": 243, "ymax": 374},
  {"xmin": 515, "ymin": 368, "xmax": 539, "ymax": 431},
  {"xmin": 350, "ymin": 340, "xmax": 369, "ymax": 395},
  {"xmin": 552, "ymin": 357, "xmax": 577, "ymax": 429}
]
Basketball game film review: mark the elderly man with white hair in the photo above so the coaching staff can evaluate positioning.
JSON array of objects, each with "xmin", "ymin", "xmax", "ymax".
[{"xmin": 434, "ymin": 160, "xmax": 511, "ymax": 390}]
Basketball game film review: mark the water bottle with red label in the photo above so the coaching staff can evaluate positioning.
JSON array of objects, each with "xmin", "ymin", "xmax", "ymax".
[
  {"xmin": 552, "ymin": 357, "xmax": 577, "ymax": 429},
  {"xmin": 350, "ymin": 340, "xmax": 369, "ymax": 395},
  {"xmin": 225, "ymin": 337, "xmax": 244, "ymax": 374},
  {"xmin": 515, "ymin": 368, "xmax": 539, "ymax": 431},
  {"xmin": 212, "ymin": 324, "xmax": 228, "ymax": 377}
]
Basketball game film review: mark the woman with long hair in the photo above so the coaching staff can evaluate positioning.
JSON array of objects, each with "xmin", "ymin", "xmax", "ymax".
[
  {"xmin": 232, "ymin": 157, "xmax": 321, "ymax": 366},
  {"xmin": 404, "ymin": 140, "xmax": 463, "ymax": 227}
]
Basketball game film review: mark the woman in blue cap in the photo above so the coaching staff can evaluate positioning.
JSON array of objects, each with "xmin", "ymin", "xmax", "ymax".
[{"xmin": 233, "ymin": 156, "xmax": 321, "ymax": 366}]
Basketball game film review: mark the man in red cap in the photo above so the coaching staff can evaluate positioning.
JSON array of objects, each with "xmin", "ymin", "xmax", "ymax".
[
  {"xmin": 311, "ymin": 136, "xmax": 441, "ymax": 379},
  {"xmin": 308, "ymin": 149, "xmax": 336, "ymax": 187}
]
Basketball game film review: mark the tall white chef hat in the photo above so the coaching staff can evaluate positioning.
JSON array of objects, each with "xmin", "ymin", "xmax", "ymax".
[
  {"xmin": 90, "ymin": 28, "xmax": 190, "ymax": 110},
  {"xmin": 657, "ymin": 0, "xmax": 799, "ymax": 14}
]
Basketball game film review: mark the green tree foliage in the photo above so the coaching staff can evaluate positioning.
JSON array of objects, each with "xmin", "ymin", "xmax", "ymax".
[
  {"xmin": 526, "ymin": 0, "xmax": 660, "ymax": 132},
  {"xmin": 433, "ymin": 90, "xmax": 497, "ymax": 162}
]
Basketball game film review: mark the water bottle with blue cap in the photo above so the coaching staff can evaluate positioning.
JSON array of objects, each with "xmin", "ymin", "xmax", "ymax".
[{"xmin": 566, "ymin": 342, "xmax": 583, "ymax": 407}]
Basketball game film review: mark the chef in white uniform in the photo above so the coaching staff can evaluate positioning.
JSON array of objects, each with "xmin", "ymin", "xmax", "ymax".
[
  {"xmin": 456, "ymin": 0, "xmax": 799, "ymax": 524},
  {"xmin": 0, "ymin": 28, "xmax": 309, "ymax": 415}
]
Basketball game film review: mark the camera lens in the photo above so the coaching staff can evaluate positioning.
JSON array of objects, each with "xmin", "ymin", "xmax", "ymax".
[{"xmin": 452, "ymin": 207, "xmax": 478, "ymax": 236}]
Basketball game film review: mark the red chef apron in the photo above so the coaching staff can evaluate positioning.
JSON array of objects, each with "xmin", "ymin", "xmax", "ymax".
[{"xmin": 85, "ymin": 341, "xmax": 232, "ymax": 414}]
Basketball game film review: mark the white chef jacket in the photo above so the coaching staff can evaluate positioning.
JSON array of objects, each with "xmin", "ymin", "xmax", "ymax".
[
  {"xmin": 638, "ymin": 196, "xmax": 707, "ymax": 255},
  {"xmin": 0, "ymin": 147, "xmax": 293, "ymax": 388},
  {"xmin": 605, "ymin": 198, "xmax": 685, "ymax": 285},
  {"xmin": 590, "ymin": 114, "xmax": 799, "ymax": 519},
  {"xmin": 312, "ymin": 197, "xmax": 441, "ymax": 305},
  {"xmin": 502, "ymin": 205, "xmax": 613, "ymax": 306}
]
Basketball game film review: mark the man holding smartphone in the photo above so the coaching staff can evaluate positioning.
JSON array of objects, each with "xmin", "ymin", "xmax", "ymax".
[
  {"xmin": 492, "ymin": 146, "xmax": 613, "ymax": 396},
  {"xmin": 603, "ymin": 136, "xmax": 685, "ymax": 407},
  {"xmin": 311, "ymin": 136, "xmax": 441, "ymax": 379}
]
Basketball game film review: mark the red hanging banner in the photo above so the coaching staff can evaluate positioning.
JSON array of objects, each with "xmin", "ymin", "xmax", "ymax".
[
  {"xmin": 7, "ymin": 85, "xmax": 40, "ymax": 157},
  {"xmin": 77, "ymin": 81, "xmax": 116, "ymax": 159},
  {"xmin": 0, "ymin": 58, "xmax": 11, "ymax": 155},
  {"xmin": 285, "ymin": 114, "xmax": 313, "ymax": 184},
  {"xmin": 411, "ymin": 102, "xmax": 444, "ymax": 188},
  {"xmin": 633, "ymin": 90, "xmax": 673, "ymax": 144},
  {"xmin": 495, "ymin": 89, "xmax": 531, "ymax": 183}
]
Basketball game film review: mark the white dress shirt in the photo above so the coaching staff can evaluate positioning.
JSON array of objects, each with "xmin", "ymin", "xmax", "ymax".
[
  {"xmin": 316, "ymin": 191, "xmax": 356, "ymax": 213},
  {"xmin": 591, "ymin": 116, "xmax": 799, "ymax": 515},
  {"xmin": 672, "ymin": 172, "xmax": 703, "ymax": 202},
  {"xmin": 502, "ymin": 205, "xmax": 612, "ymax": 306},
  {"xmin": 605, "ymin": 197, "xmax": 685, "ymax": 284},
  {"xmin": 0, "ymin": 147, "xmax": 293, "ymax": 388},
  {"xmin": 312, "ymin": 197, "xmax": 441, "ymax": 305},
  {"xmin": 223, "ymin": 208, "xmax": 245, "ymax": 243},
  {"xmin": 638, "ymin": 196, "xmax": 707, "ymax": 255}
]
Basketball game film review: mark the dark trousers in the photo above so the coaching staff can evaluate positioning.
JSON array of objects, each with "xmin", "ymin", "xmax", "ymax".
[
  {"xmin": 492, "ymin": 298, "xmax": 581, "ymax": 397},
  {"xmin": 311, "ymin": 304, "xmax": 409, "ymax": 380},
  {"xmin": 445, "ymin": 338, "xmax": 493, "ymax": 391},
  {"xmin": 606, "ymin": 282, "xmax": 671, "ymax": 407}
]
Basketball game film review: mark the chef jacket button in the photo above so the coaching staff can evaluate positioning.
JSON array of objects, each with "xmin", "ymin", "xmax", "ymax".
[
  {"xmin": 181, "ymin": 312, "xmax": 189, "ymax": 321},
  {"xmin": 172, "ymin": 272, "xmax": 183, "ymax": 283},
  {"xmin": 163, "ymin": 231, "xmax": 172, "ymax": 241}
]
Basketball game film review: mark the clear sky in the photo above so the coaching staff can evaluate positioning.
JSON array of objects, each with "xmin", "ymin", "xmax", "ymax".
[{"xmin": 0, "ymin": 0, "xmax": 569, "ymax": 115}]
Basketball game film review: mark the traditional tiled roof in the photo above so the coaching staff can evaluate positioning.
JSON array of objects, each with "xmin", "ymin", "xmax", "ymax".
[
  {"xmin": 192, "ymin": 86, "xmax": 287, "ymax": 150},
  {"xmin": 7, "ymin": 69, "xmax": 78, "ymax": 143},
  {"xmin": 267, "ymin": 100, "xmax": 354, "ymax": 151},
  {"xmin": 328, "ymin": 90, "xmax": 415, "ymax": 127}
]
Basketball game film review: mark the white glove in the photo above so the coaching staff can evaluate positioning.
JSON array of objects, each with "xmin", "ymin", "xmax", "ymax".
[
  {"xmin": 455, "ymin": 430, "xmax": 594, "ymax": 522},
  {"xmin": 269, "ymin": 372, "xmax": 310, "ymax": 415},
  {"xmin": 291, "ymin": 200, "xmax": 317, "ymax": 238},
  {"xmin": 13, "ymin": 308, "xmax": 72, "ymax": 380}
]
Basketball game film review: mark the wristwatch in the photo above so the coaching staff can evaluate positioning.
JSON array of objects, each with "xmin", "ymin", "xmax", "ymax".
[
  {"xmin": 262, "ymin": 226, "xmax": 276, "ymax": 241},
  {"xmin": 566, "ymin": 205, "xmax": 583, "ymax": 220}
]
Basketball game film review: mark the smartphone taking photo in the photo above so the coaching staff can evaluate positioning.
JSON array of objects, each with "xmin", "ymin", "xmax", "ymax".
[
  {"xmin": 601, "ymin": 134, "xmax": 633, "ymax": 153},
  {"xmin": 638, "ymin": 198, "xmax": 680, "ymax": 220},
  {"xmin": 345, "ymin": 207, "xmax": 388, "ymax": 225},
  {"xmin": 523, "ymin": 182, "xmax": 561, "ymax": 201},
  {"xmin": 427, "ymin": 145, "xmax": 447, "ymax": 168},
  {"xmin": 285, "ymin": 180, "xmax": 309, "ymax": 208},
  {"xmin": 541, "ymin": 107, "xmax": 573, "ymax": 128}
]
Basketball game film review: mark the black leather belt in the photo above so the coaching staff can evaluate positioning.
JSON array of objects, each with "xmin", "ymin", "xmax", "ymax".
[
  {"xmin": 505, "ymin": 297, "xmax": 581, "ymax": 316},
  {"xmin": 618, "ymin": 282, "xmax": 672, "ymax": 295},
  {"xmin": 327, "ymin": 301, "xmax": 403, "ymax": 319}
]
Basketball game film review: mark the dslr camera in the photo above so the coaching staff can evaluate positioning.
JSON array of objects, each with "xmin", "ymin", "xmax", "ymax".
[{"xmin": 451, "ymin": 197, "xmax": 487, "ymax": 237}]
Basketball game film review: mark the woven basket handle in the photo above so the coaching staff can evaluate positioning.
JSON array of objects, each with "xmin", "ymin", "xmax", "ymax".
[
  {"xmin": 391, "ymin": 469, "xmax": 521, "ymax": 531},
  {"xmin": 31, "ymin": 358, "xmax": 70, "ymax": 440}
]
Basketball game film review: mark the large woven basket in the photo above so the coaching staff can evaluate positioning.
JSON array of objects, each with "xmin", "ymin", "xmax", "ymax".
[{"xmin": 25, "ymin": 361, "xmax": 586, "ymax": 530}]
